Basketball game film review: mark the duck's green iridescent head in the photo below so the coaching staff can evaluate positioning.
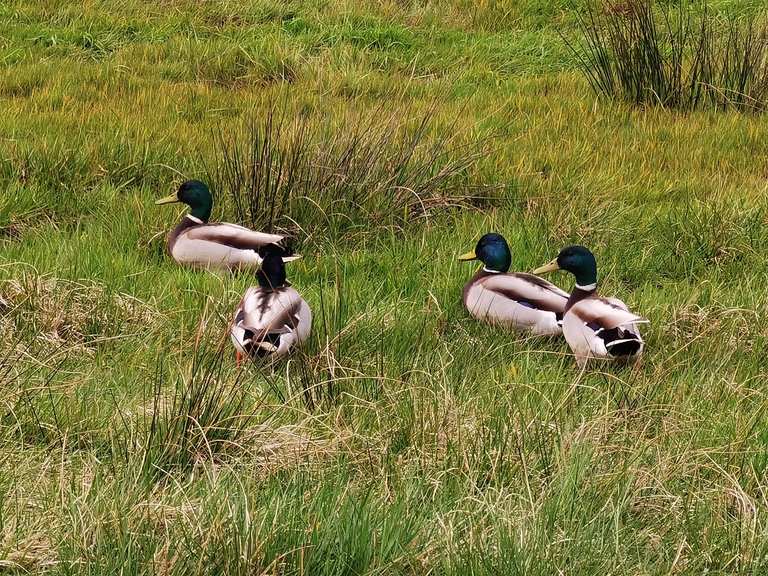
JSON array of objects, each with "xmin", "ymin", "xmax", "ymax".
[
  {"xmin": 155, "ymin": 180, "xmax": 213, "ymax": 222},
  {"xmin": 458, "ymin": 233, "xmax": 512, "ymax": 273},
  {"xmin": 534, "ymin": 245, "xmax": 597, "ymax": 288}
]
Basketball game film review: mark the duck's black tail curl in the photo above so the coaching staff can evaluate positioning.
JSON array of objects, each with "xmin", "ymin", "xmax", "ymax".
[
  {"xmin": 257, "ymin": 240, "xmax": 295, "ymax": 259},
  {"xmin": 600, "ymin": 327, "xmax": 642, "ymax": 357},
  {"xmin": 242, "ymin": 329, "xmax": 282, "ymax": 357}
]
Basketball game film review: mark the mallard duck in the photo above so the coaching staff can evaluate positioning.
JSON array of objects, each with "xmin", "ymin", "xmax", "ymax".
[
  {"xmin": 230, "ymin": 246, "xmax": 312, "ymax": 362},
  {"xmin": 458, "ymin": 233, "xmax": 569, "ymax": 335},
  {"xmin": 155, "ymin": 180, "xmax": 298, "ymax": 270},
  {"xmin": 534, "ymin": 245, "xmax": 647, "ymax": 367}
]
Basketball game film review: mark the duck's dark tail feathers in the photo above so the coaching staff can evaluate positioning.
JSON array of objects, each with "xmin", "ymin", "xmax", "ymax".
[
  {"xmin": 257, "ymin": 240, "xmax": 294, "ymax": 258},
  {"xmin": 241, "ymin": 329, "xmax": 282, "ymax": 358},
  {"xmin": 600, "ymin": 326, "xmax": 642, "ymax": 357}
]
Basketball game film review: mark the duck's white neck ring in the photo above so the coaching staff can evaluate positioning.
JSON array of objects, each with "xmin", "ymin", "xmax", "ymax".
[
  {"xmin": 482, "ymin": 267, "xmax": 503, "ymax": 274},
  {"xmin": 186, "ymin": 214, "xmax": 203, "ymax": 224},
  {"xmin": 576, "ymin": 282, "xmax": 597, "ymax": 291}
]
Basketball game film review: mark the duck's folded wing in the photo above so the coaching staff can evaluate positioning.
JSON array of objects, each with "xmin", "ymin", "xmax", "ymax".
[
  {"xmin": 187, "ymin": 223, "xmax": 284, "ymax": 250},
  {"xmin": 570, "ymin": 298, "xmax": 648, "ymax": 330},
  {"xmin": 232, "ymin": 288, "xmax": 258, "ymax": 325},
  {"xmin": 482, "ymin": 273, "xmax": 569, "ymax": 312},
  {"xmin": 233, "ymin": 301, "xmax": 246, "ymax": 325}
]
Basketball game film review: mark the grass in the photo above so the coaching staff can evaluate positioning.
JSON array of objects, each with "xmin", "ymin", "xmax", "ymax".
[{"xmin": 1, "ymin": 0, "xmax": 768, "ymax": 573}]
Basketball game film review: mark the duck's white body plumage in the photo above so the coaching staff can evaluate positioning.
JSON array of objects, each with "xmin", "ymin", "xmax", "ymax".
[
  {"xmin": 562, "ymin": 293, "xmax": 647, "ymax": 367},
  {"xmin": 463, "ymin": 270, "xmax": 569, "ymax": 336},
  {"xmin": 168, "ymin": 216, "xmax": 288, "ymax": 270},
  {"xmin": 230, "ymin": 285, "xmax": 312, "ymax": 358}
]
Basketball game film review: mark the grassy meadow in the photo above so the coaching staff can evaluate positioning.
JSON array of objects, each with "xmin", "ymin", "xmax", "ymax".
[{"xmin": 2, "ymin": 0, "xmax": 768, "ymax": 573}]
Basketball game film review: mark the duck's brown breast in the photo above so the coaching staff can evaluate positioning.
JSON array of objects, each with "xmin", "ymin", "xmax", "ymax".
[{"xmin": 168, "ymin": 217, "xmax": 199, "ymax": 254}]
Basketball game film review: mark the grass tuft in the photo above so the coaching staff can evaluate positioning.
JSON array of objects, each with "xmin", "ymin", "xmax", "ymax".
[
  {"xmin": 128, "ymin": 340, "xmax": 259, "ymax": 481},
  {"xmin": 208, "ymin": 102, "xmax": 501, "ymax": 242},
  {"xmin": 565, "ymin": 0, "xmax": 768, "ymax": 111}
]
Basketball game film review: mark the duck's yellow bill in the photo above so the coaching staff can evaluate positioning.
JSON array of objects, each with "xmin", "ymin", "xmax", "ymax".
[
  {"xmin": 458, "ymin": 250, "xmax": 476, "ymax": 261},
  {"xmin": 155, "ymin": 194, "xmax": 179, "ymax": 205},
  {"xmin": 533, "ymin": 259, "xmax": 560, "ymax": 274}
]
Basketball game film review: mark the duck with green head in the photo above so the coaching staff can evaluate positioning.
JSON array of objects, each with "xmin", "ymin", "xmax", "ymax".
[
  {"xmin": 230, "ymin": 245, "xmax": 312, "ymax": 363},
  {"xmin": 458, "ymin": 233, "xmax": 569, "ymax": 335},
  {"xmin": 155, "ymin": 180, "xmax": 299, "ymax": 270},
  {"xmin": 534, "ymin": 245, "xmax": 647, "ymax": 367}
]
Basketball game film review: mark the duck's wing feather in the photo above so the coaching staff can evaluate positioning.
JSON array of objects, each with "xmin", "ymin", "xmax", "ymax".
[
  {"xmin": 569, "ymin": 297, "xmax": 648, "ymax": 330},
  {"xmin": 187, "ymin": 222, "xmax": 284, "ymax": 251},
  {"xmin": 480, "ymin": 273, "xmax": 569, "ymax": 313},
  {"xmin": 237, "ymin": 288, "xmax": 305, "ymax": 336}
]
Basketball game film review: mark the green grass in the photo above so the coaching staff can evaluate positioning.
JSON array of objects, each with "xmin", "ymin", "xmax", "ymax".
[{"xmin": 2, "ymin": 0, "xmax": 768, "ymax": 573}]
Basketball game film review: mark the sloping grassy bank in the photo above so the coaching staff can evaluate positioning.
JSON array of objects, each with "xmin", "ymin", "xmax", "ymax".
[{"xmin": 1, "ymin": 1, "xmax": 768, "ymax": 573}]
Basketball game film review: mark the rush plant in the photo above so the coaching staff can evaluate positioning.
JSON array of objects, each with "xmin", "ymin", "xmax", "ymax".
[{"xmin": 565, "ymin": 0, "xmax": 768, "ymax": 111}]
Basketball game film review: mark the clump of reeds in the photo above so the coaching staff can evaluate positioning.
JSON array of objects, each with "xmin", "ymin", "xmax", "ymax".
[
  {"xmin": 565, "ymin": 0, "xmax": 768, "ymax": 112},
  {"xmin": 126, "ymin": 342, "xmax": 258, "ymax": 481},
  {"xmin": 206, "ymin": 103, "xmax": 499, "ymax": 240}
]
